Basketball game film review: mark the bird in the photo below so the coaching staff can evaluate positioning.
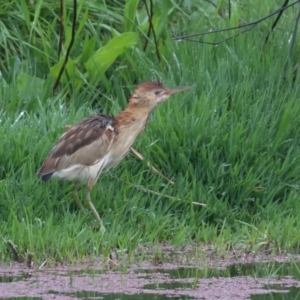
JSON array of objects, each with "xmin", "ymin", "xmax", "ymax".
[{"xmin": 37, "ymin": 81, "xmax": 193, "ymax": 230}]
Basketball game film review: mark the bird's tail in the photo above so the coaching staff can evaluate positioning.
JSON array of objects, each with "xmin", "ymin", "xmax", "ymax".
[{"xmin": 37, "ymin": 170, "xmax": 53, "ymax": 181}]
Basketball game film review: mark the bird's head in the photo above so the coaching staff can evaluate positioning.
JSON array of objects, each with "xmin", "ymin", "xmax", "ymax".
[{"xmin": 128, "ymin": 81, "xmax": 193, "ymax": 110}]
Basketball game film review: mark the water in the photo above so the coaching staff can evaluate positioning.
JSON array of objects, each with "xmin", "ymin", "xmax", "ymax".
[
  {"xmin": 1, "ymin": 261, "xmax": 300, "ymax": 299},
  {"xmin": 50, "ymin": 290, "xmax": 194, "ymax": 299},
  {"xmin": 135, "ymin": 261, "xmax": 300, "ymax": 280},
  {"xmin": 2, "ymin": 298, "xmax": 42, "ymax": 300},
  {"xmin": 0, "ymin": 274, "xmax": 27, "ymax": 283},
  {"xmin": 251, "ymin": 286, "xmax": 300, "ymax": 299}
]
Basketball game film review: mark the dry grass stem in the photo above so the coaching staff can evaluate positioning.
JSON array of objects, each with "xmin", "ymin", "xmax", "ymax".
[
  {"xmin": 130, "ymin": 147, "xmax": 175, "ymax": 185},
  {"xmin": 109, "ymin": 174, "xmax": 206, "ymax": 207}
]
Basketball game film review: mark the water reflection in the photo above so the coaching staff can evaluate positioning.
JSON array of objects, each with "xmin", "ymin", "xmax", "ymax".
[
  {"xmin": 251, "ymin": 285, "xmax": 300, "ymax": 299},
  {"xmin": 71, "ymin": 291, "xmax": 194, "ymax": 299},
  {"xmin": 135, "ymin": 261, "xmax": 300, "ymax": 280}
]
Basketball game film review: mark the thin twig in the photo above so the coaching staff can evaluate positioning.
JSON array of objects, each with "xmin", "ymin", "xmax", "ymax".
[
  {"xmin": 182, "ymin": 24, "xmax": 256, "ymax": 46},
  {"xmin": 130, "ymin": 147, "xmax": 175, "ymax": 185},
  {"xmin": 228, "ymin": 0, "xmax": 231, "ymax": 20},
  {"xmin": 289, "ymin": 1, "xmax": 300, "ymax": 57},
  {"xmin": 284, "ymin": 1, "xmax": 300, "ymax": 84},
  {"xmin": 143, "ymin": 0, "xmax": 160, "ymax": 61},
  {"xmin": 205, "ymin": 0, "xmax": 225, "ymax": 19},
  {"xmin": 173, "ymin": 0, "xmax": 300, "ymax": 41},
  {"xmin": 205, "ymin": 0, "xmax": 217, "ymax": 8},
  {"xmin": 265, "ymin": 0, "xmax": 289, "ymax": 43},
  {"xmin": 149, "ymin": 0, "xmax": 160, "ymax": 61},
  {"xmin": 53, "ymin": 0, "xmax": 77, "ymax": 91},
  {"xmin": 143, "ymin": 0, "xmax": 151, "ymax": 51},
  {"xmin": 58, "ymin": 0, "xmax": 64, "ymax": 59},
  {"xmin": 109, "ymin": 174, "xmax": 206, "ymax": 207}
]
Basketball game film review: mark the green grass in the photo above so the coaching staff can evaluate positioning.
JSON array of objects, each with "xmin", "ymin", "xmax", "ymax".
[{"xmin": 1, "ymin": 0, "xmax": 300, "ymax": 264}]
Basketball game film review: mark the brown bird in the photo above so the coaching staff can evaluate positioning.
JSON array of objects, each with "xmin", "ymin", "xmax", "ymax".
[{"xmin": 37, "ymin": 81, "xmax": 193, "ymax": 230}]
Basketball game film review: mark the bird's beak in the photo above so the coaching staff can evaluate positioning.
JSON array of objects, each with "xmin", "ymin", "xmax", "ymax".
[{"xmin": 165, "ymin": 85, "xmax": 194, "ymax": 95}]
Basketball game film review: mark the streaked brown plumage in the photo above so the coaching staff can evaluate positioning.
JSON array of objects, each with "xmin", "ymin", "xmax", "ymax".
[{"xmin": 37, "ymin": 81, "xmax": 193, "ymax": 230}]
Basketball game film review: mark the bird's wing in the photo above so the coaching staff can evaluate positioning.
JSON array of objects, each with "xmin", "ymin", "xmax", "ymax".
[{"xmin": 37, "ymin": 114, "xmax": 116, "ymax": 177}]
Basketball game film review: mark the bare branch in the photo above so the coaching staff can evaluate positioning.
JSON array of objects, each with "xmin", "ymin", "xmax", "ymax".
[
  {"xmin": 53, "ymin": 0, "xmax": 77, "ymax": 91},
  {"xmin": 284, "ymin": 1, "xmax": 300, "ymax": 84},
  {"xmin": 142, "ymin": 0, "xmax": 161, "ymax": 61},
  {"xmin": 205, "ymin": 0, "xmax": 216, "ymax": 8},
  {"xmin": 265, "ymin": 0, "xmax": 290, "ymax": 43},
  {"xmin": 183, "ymin": 25, "xmax": 256, "ymax": 46},
  {"xmin": 173, "ymin": 0, "xmax": 300, "ymax": 41},
  {"xmin": 205, "ymin": 0, "xmax": 225, "ymax": 19},
  {"xmin": 58, "ymin": 0, "xmax": 64, "ymax": 59},
  {"xmin": 289, "ymin": 1, "xmax": 300, "ymax": 57},
  {"xmin": 143, "ymin": 0, "xmax": 152, "ymax": 51},
  {"xmin": 143, "ymin": 0, "xmax": 151, "ymax": 51}
]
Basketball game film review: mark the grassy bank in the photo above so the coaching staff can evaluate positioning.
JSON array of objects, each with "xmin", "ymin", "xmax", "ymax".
[{"xmin": 1, "ymin": 0, "xmax": 300, "ymax": 264}]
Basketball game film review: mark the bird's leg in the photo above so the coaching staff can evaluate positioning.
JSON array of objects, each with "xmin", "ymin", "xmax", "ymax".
[
  {"xmin": 72, "ymin": 182, "xmax": 86, "ymax": 214},
  {"xmin": 86, "ymin": 180, "xmax": 105, "ymax": 231}
]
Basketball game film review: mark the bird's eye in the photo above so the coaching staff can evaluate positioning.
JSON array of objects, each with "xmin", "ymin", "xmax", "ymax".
[{"xmin": 154, "ymin": 91, "xmax": 161, "ymax": 95}]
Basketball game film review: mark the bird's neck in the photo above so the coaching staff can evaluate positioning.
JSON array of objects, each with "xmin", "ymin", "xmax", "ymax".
[
  {"xmin": 114, "ymin": 106, "xmax": 152, "ymax": 129},
  {"xmin": 108, "ymin": 106, "xmax": 152, "ymax": 162}
]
